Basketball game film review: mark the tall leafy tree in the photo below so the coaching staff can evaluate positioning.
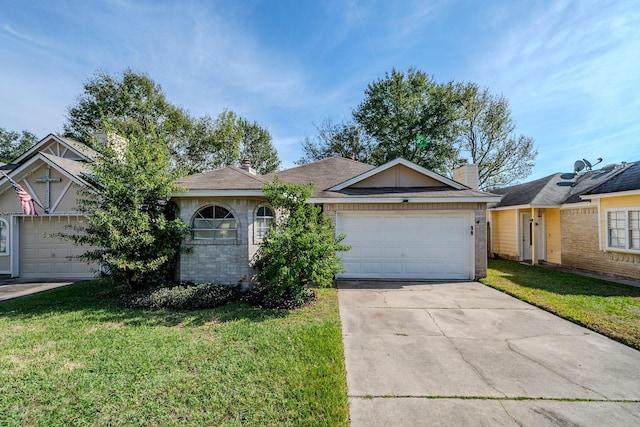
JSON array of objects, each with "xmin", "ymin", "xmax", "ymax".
[
  {"xmin": 64, "ymin": 69, "xmax": 280, "ymax": 174},
  {"xmin": 297, "ymin": 118, "xmax": 375, "ymax": 165},
  {"xmin": 238, "ymin": 117, "xmax": 281, "ymax": 174},
  {"xmin": 64, "ymin": 128, "xmax": 189, "ymax": 290},
  {"xmin": 455, "ymin": 83, "xmax": 537, "ymax": 190},
  {"xmin": 0, "ymin": 127, "xmax": 38, "ymax": 163},
  {"xmin": 352, "ymin": 68, "xmax": 461, "ymax": 172}
]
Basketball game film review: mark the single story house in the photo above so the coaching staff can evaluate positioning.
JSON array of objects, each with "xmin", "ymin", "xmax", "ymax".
[
  {"xmin": 174, "ymin": 157, "xmax": 500, "ymax": 287},
  {"xmin": 489, "ymin": 161, "xmax": 640, "ymax": 280},
  {"xmin": 0, "ymin": 133, "xmax": 501, "ymax": 285}
]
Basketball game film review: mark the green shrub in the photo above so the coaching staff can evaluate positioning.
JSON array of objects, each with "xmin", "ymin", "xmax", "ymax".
[
  {"xmin": 121, "ymin": 282, "xmax": 239, "ymax": 310},
  {"xmin": 252, "ymin": 178, "xmax": 349, "ymax": 308}
]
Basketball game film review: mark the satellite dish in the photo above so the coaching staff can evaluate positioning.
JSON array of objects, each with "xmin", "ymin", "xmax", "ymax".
[
  {"xmin": 601, "ymin": 163, "xmax": 616, "ymax": 173},
  {"xmin": 583, "ymin": 158, "xmax": 592, "ymax": 170},
  {"xmin": 574, "ymin": 160, "xmax": 585, "ymax": 173}
]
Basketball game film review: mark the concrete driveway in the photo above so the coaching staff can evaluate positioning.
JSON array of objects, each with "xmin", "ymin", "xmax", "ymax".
[
  {"xmin": 0, "ymin": 279, "xmax": 76, "ymax": 302},
  {"xmin": 338, "ymin": 281, "xmax": 640, "ymax": 426}
]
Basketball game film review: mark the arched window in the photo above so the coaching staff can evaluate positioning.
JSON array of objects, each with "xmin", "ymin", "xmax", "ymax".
[
  {"xmin": 192, "ymin": 205, "xmax": 237, "ymax": 240},
  {"xmin": 0, "ymin": 219, "xmax": 8, "ymax": 255},
  {"xmin": 255, "ymin": 205, "xmax": 274, "ymax": 241}
]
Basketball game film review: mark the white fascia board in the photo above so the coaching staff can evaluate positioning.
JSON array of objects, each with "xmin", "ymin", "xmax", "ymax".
[
  {"xmin": 171, "ymin": 189, "xmax": 265, "ymax": 198},
  {"xmin": 489, "ymin": 203, "xmax": 560, "ymax": 211},
  {"xmin": 581, "ymin": 189, "xmax": 640, "ymax": 200},
  {"xmin": 309, "ymin": 196, "xmax": 502, "ymax": 204},
  {"xmin": 329, "ymin": 158, "xmax": 466, "ymax": 191}
]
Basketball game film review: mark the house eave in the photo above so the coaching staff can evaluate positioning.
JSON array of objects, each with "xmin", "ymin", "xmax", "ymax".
[
  {"xmin": 171, "ymin": 189, "xmax": 265, "ymax": 198},
  {"xmin": 581, "ymin": 189, "xmax": 640, "ymax": 200},
  {"xmin": 489, "ymin": 203, "xmax": 558, "ymax": 211},
  {"xmin": 309, "ymin": 196, "xmax": 502, "ymax": 204}
]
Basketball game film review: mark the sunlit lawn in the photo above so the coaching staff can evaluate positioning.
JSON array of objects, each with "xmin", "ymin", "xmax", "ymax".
[
  {"xmin": 483, "ymin": 259, "xmax": 640, "ymax": 350},
  {"xmin": 0, "ymin": 280, "xmax": 349, "ymax": 426}
]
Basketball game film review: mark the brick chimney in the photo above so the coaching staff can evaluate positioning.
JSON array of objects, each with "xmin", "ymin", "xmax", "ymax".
[
  {"xmin": 453, "ymin": 159, "xmax": 479, "ymax": 190},
  {"xmin": 240, "ymin": 158, "xmax": 256, "ymax": 175}
]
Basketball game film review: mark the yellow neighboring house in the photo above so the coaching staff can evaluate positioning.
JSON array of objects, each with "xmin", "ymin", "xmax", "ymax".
[{"xmin": 489, "ymin": 161, "xmax": 640, "ymax": 281}]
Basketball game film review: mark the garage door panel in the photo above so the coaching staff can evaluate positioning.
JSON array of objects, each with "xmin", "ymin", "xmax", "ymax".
[
  {"xmin": 337, "ymin": 211, "xmax": 473, "ymax": 280},
  {"xmin": 20, "ymin": 217, "xmax": 96, "ymax": 279}
]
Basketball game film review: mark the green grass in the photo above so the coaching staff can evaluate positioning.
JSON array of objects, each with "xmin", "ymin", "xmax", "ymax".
[
  {"xmin": 482, "ymin": 259, "xmax": 640, "ymax": 350},
  {"xmin": 0, "ymin": 281, "xmax": 349, "ymax": 426}
]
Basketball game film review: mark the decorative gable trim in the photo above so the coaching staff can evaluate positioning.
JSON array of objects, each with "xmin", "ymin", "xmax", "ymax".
[
  {"xmin": 10, "ymin": 134, "xmax": 96, "ymax": 165},
  {"xmin": 0, "ymin": 153, "xmax": 90, "ymax": 197},
  {"xmin": 328, "ymin": 158, "xmax": 467, "ymax": 191}
]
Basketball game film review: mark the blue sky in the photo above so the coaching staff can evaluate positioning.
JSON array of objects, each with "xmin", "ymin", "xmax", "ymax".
[{"xmin": 1, "ymin": 0, "xmax": 639, "ymax": 180}]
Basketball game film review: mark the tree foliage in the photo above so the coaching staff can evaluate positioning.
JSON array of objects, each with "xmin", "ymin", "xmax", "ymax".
[
  {"xmin": 64, "ymin": 128, "xmax": 189, "ymax": 290},
  {"xmin": 454, "ymin": 83, "xmax": 537, "ymax": 190},
  {"xmin": 301, "ymin": 68, "xmax": 537, "ymax": 187},
  {"xmin": 297, "ymin": 118, "xmax": 375, "ymax": 165},
  {"xmin": 187, "ymin": 110, "xmax": 280, "ymax": 174},
  {"xmin": 64, "ymin": 69, "xmax": 280, "ymax": 174},
  {"xmin": 0, "ymin": 127, "xmax": 38, "ymax": 163},
  {"xmin": 352, "ymin": 68, "xmax": 461, "ymax": 172},
  {"xmin": 252, "ymin": 178, "xmax": 350, "ymax": 307}
]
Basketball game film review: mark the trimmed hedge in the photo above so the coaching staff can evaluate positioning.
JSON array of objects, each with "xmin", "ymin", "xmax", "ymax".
[{"xmin": 121, "ymin": 282, "xmax": 239, "ymax": 310}]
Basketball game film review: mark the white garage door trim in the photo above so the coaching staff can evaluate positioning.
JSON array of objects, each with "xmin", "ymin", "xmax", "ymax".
[
  {"xmin": 18, "ymin": 215, "xmax": 96, "ymax": 279},
  {"xmin": 336, "ymin": 210, "xmax": 474, "ymax": 280}
]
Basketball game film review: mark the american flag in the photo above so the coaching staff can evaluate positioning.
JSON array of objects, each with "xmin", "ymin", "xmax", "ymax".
[{"xmin": 3, "ymin": 173, "xmax": 38, "ymax": 216}]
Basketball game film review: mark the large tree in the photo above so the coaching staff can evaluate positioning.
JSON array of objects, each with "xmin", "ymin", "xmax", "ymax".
[
  {"xmin": 64, "ymin": 128, "xmax": 188, "ymax": 290},
  {"xmin": 455, "ymin": 83, "xmax": 537, "ymax": 190},
  {"xmin": 64, "ymin": 69, "xmax": 280, "ymax": 174},
  {"xmin": 297, "ymin": 118, "xmax": 375, "ymax": 165},
  {"xmin": 352, "ymin": 68, "xmax": 462, "ymax": 172},
  {"xmin": 0, "ymin": 127, "xmax": 38, "ymax": 163}
]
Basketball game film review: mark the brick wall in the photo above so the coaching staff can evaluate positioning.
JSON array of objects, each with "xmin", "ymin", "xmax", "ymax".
[
  {"xmin": 176, "ymin": 197, "xmax": 265, "ymax": 288},
  {"xmin": 561, "ymin": 207, "xmax": 640, "ymax": 280}
]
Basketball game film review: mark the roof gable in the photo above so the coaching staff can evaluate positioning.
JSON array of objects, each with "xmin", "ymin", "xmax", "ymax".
[
  {"xmin": 330, "ymin": 158, "xmax": 465, "ymax": 191},
  {"xmin": 10, "ymin": 134, "xmax": 97, "ymax": 165}
]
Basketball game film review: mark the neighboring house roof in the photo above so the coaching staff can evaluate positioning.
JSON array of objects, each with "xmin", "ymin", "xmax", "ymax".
[
  {"xmin": 10, "ymin": 133, "xmax": 97, "ymax": 165},
  {"xmin": 492, "ymin": 163, "xmax": 630, "ymax": 208},
  {"xmin": 583, "ymin": 161, "xmax": 640, "ymax": 196}
]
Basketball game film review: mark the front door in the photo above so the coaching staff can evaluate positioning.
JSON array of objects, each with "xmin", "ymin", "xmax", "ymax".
[{"xmin": 521, "ymin": 213, "xmax": 533, "ymax": 260}]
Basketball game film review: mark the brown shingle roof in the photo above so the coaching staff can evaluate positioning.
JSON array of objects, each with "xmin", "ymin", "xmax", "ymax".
[
  {"xmin": 263, "ymin": 157, "xmax": 375, "ymax": 197},
  {"xmin": 176, "ymin": 166, "xmax": 268, "ymax": 190}
]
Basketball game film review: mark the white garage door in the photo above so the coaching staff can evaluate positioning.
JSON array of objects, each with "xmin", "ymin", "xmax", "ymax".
[
  {"xmin": 336, "ymin": 211, "xmax": 473, "ymax": 280},
  {"xmin": 20, "ymin": 216, "xmax": 96, "ymax": 279}
]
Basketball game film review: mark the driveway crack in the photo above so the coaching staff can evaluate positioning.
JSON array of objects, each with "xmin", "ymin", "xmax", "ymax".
[
  {"xmin": 425, "ymin": 308, "xmax": 507, "ymax": 398},
  {"xmin": 505, "ymin": 338, "xmax": 610, "ymax": 400}
]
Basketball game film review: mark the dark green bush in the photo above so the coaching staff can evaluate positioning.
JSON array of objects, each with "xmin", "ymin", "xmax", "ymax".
[
  {"xmin": 242, "ymin": 285, "xmax": 316, "ymax": 309},
  {"xmin": 121, "ymin": 282, "xmax": 239, "ymax": 310}
]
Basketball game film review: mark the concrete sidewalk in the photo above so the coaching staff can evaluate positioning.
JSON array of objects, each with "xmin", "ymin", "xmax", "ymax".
[
  {"xmin": 0, "ymin": 279, "xmax": 76, "ymax": 302},
  {"xmin": 339, "ymin": 281, "xmax": 640, "ymax": 426}
]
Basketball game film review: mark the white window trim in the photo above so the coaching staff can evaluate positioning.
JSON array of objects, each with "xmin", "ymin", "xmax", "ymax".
[
  {"xmin": 191, "ymin": 204, "xmax": 239, "ymax": 242},
  {"xmin": 0, "ymin": 218, "xmax": 8, "ymax": 256},
  {"xmin": 604, "ymin": 208, "xmax": 640, "ymax": 253},
  {"xmin": 254, "ymin": 204, "xmax": 275, "ymax": 243}
]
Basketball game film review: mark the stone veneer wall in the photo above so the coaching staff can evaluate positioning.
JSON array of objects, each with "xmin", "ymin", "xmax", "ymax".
[
  {"xmin": 322, "ymin": 202, "xmax": 488, "ymax": 280},
  {"xmin": 177, "ymin": 197, "xmax": 266, "ymax": 288},
  {"xmin": 561, "ymin": 207, "xmax": 640, "ymax": 280}
]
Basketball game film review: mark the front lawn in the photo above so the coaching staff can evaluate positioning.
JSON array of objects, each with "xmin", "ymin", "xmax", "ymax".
[
  {"xmin": 482, "ymin": 259, "xmax": 640, "ymax": 350},
  {"xmin": 0, "ymin": 281, "xmax": 349, "ymax": 426}
]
